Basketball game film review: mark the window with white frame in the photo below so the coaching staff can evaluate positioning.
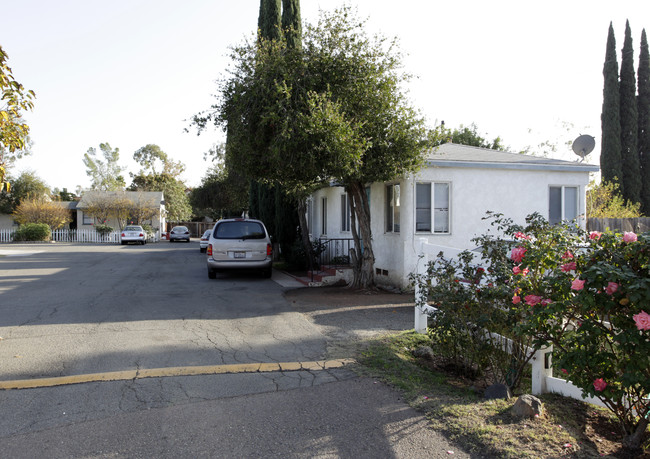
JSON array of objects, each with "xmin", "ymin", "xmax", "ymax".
[
  {"xmin": 549, "ymin": 186, "xmax": 578, "ymax": 224},
  {"xmin": 340, "ymin": 194, "xmax": 350, "ymax": 232},
  {"xmin": 82, "ymin": 212, "xmax": 93, "ymax": 225},
  {"xmin": 415, "ymin": 182, "xmax": 450, "ymax": 233},
  {"xmin": 385, "ymin": 184, "xmax": 400, "ymax": 232},
  {"xmin": 321, "ymin": 197, "xmax": 328, "ymax": 236}
]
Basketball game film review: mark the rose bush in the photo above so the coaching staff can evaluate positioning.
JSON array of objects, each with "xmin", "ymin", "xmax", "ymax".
[{"xmin": 413, "ymin": 212, "xmax": 649, "ymax": 450}]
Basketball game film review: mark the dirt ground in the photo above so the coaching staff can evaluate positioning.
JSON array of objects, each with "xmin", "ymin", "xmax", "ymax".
[{"xmin": 284, "ymin": 285, "xmax": 415, "ymax": 358}]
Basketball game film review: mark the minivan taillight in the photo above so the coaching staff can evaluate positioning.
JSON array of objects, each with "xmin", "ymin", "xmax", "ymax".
[
  {"xmin": 207, "ymin": 244, "xmax": 213, "ymax": 256},
  {"xmin": 266, "ymin": 243, "xmax": 272, "ymax": 256}
]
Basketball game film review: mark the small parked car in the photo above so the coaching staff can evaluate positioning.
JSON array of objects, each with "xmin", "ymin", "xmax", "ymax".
[
  {"xmin": 206, "ymin": 218, "xmax": 272, "ymax": 279},
  {"xmin": 169, "ymin": 226, "xmax": 191, "ymax": 242},
  {"xmin": 121, "ymin": 225, "xmax": 146, "ymax": 245},
  {"xmin": 199, "ymin": 229, "xmax": 212, "ymax": 253}
]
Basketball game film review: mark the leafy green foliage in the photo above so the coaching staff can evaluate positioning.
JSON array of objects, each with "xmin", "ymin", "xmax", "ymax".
[
  {"xmin": 413, "ymin": 212, "xmax": 649, "ymax": 449},
  {"xmin": 587, "ymin": 180, "xmax": 643, "ymax": 218},
  {"xmin": 438, "ymin": 123, "xmax": 505, "ymax": 150},
  {"xmin": 195, "ymin": 6, "xmax": 431, "ymax": 286},
  {"xmin": 190, "ymin": 168, "xmax": 248, "ymax": 220},
  {"xmin": 0, "ymin": 46, "xmax": 35, "ymax": 192},
  {"xmin": 12, "ymin": 223, "xmax": 50, "ymax": 241},
  {"xmin": 129, "ymin": 172, "xmax": 191, "ymax": 222},
  {"xmin": 83, "ymin": 143, "xmax": 126, "ymax": 191},
  {"xmin": 94, "ymin": 224, "xmax": 114, "ymax": 236},
  {"xmin": 0, "ymin": 170, "xmax": 50, "ymax": 213}
]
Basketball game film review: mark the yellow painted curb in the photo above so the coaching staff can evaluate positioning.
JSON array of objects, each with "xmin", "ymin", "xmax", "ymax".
[{"xmin": 0, "ymin": 359, "xmax": 356, "ymax": 391}]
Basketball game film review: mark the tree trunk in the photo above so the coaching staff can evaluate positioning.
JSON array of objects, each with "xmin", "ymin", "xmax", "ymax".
[
  {"xmin": 622, "ymin": 417, "xmax": 648, "ymax": 451},
  {"xmin": 347, "ymin": 181, "xmax": 375, "ymax": 288},
  {"xmin": 296, "ymin": 199, "xmax": 314, "ymax": 272}
]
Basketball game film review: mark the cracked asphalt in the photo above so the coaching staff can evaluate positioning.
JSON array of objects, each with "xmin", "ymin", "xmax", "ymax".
[{"xmin": 0, "ymin": 243, "xmax": 469, "ymax": 458}]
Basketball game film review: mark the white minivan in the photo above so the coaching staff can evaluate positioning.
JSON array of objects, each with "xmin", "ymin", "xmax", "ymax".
[{"xmin": 206, "ymin": 218, "xmax": 273, "ymax": 279}]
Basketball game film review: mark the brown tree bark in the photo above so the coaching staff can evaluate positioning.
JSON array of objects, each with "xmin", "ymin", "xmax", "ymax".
[{"xmin": 347, "ymin": 181, "xmax": 375, "ymax": 288}]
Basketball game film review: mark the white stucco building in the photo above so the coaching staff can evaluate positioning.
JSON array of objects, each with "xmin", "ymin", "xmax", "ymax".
[{"xmin": 306, "ymin": 143, "xmax": 599, "ymax": 288}]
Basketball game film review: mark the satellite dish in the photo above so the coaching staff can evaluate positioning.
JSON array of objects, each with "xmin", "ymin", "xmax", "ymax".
[{"xmin": 572, "ymin": 135, "xmax": 595, "ymax": 161}]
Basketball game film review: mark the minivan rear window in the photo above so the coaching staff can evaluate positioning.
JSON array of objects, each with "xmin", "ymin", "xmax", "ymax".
[{"xmin": 214, "ymin": 221, "xmax": 266, "ymax": 240}]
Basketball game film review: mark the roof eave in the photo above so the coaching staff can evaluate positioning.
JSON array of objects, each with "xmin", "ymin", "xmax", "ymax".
[{"xmin": 425, "ymin": 159, "xmax": 600, "ymax": 173}]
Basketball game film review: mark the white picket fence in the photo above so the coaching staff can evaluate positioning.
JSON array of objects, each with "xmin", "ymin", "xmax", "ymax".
[
  {"xmin": 413, "ymin": 237, "xmax": 607, "ymax": 408},
  {"xmin": 0, "ymin": 228, "xmax": 161, "ymax": 244}
]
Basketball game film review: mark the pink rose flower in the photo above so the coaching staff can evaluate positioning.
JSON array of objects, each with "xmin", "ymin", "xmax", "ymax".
[
  {"xmin": 514, "ymin": 232, "xmax": 531, "ymax": 240},
  {"xmin": 524, "ymin": 295, "xmax": 542, "ymax": 306},
  {"xmin": 511, "ymin": 247, "xmax": 527, "ymax": 263},
  {"xmin": 561, "ymin": 369, "xmax": 568, "ymax": 375},
  {"xmin": 513, "ymin": 266, "xmax": 521, "ymax": 275},
  {"xmin": 541, "ymin": 299, "xmax": 553, "ymax": 306},
  {"xmin": 593, "ymin": 378, "xmax": 607, "ymax": 392},
  {"xmin": 633, "ymin": 311, "xmax": 650, "ymax": 331},
  {"xmin": 605, "ymin": 282, "xmax": 619, "ymax": 296},
  {"xmin": 589, "ymin": 231, "xmax": 602, "ymax": 240},
  {"xmin": 571, "ymin": 278, "xmax": 585, "ymax": 291},
  {"xmin": 561, "ymin": 261, "xmax": 577, "ymax": 273},
  {"xmin": 623, "ymin": 232, "xmax": 638, "ymax": 243},
  {"xmin": 561, "ymin": 250, "xmax": 574, "ymax": 259},
  {"xmin": 512, "ymin": 295, "xmax": 521, "ymax": 304}
]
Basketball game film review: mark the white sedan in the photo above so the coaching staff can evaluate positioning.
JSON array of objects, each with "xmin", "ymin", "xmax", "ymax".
[{"xmin": 121, "ymin": 225, "xmax": 146, "ymax": 245}]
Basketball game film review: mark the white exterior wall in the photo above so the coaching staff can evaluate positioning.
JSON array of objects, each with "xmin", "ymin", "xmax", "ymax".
[
  {"xmin": 307, "ymin": 165, "xmax": 590, "ymax": 289},
  {"xmin": 393, "ymin": 165, "xmax": 590, "ymax": 288}
]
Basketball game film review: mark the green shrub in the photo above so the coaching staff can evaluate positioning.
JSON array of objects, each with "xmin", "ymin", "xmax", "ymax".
[
  {"xmin": 412, "ymin": 211, "xmax": 650, "ymax": 450},
  {"xmin": 94, "ymin": 224, "xmax": 114, "ymax": 236},
  {"xmin": 141, "ymin": 224, "xmax": 156, "ymax": 235},
  {"xmin": 12, "ymin": 223, "xmax": 51, "ymax": 241}
]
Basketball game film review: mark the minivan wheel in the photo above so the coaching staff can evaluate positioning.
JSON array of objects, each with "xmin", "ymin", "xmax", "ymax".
[{"xmin": 208, "ymin": 269, "xmax": 217, "ymax": 279}]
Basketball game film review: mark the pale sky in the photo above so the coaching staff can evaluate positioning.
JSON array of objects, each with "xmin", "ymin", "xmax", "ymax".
[{"xmin": 3, "ymin": 0, "xmax": 649, "ymax": 192}]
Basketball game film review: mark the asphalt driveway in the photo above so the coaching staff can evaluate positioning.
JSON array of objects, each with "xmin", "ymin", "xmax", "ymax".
[{"xmin": 0, "ymin": 242, "xmax": 468, "ymax": 458}]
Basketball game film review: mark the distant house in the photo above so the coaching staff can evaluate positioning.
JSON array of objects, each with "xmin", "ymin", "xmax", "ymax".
[
  {"xmin": 306, "ymin": 143, "xmax": 599, "ymax": 288},
  {"xmin": 75, "ymin": 191, "xmax": 166, "ymax": 231}
]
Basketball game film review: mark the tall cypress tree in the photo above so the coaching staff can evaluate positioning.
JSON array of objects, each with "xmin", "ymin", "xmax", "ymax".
[
  {"xmin": 252, "ymin": 0, "xmax": 282, "ymax": 230},
  {"xmin": 639, "ymin": 29, "xmax": 650, "ymax": 214},
  {"xmin": 258, "ymin": 0, "xmax": 281, "ymax": 41},
  {"xmin": 282, "ymin": 0, "xmax": 302, "ymax": 49},
  {"xmin": 601, "ymin": 23, "xmax": 623, "ymax": 190},
  {"xmin": 620, "ymin": 20, "xmax": 641, "ymax": 204}
]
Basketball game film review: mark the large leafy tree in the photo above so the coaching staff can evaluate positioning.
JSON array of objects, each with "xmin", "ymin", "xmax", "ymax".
[
  {"xmin": 601, "ymin": 23, "xmax": 623, "ymax": 189},
  {"xmin": 619, "ymin": 20, "xmax": 641, "ymax": 205},
  {"xmin": 639, "ymin": 29, "xmax": 650, "ymax": 214},
  {"xmin": 0, "ymin": 170, "xmax": 49, "ymax": 213},
  {"xmin": 198, "ymin": 7, "xmax": 431, "ymax": 287},
  {"xmin": 129, "ymin": 144, "xmax": 191, "ymax": 222},
  {"xmin": 83, "ymin": 143, "xmax": 126, "ymax": 191},
  {"xmin": 0, "ymin": 46, "xmax": 35, "ymax": 192}
]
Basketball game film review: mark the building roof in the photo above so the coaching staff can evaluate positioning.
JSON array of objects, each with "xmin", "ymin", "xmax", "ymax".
[
  {"xmin": 426, "ymin": 143, "xmax": 600, "ymax": 173},
  {"xmin": 76, "ymin": 191, "xmax": 165, "ymax": 209}
]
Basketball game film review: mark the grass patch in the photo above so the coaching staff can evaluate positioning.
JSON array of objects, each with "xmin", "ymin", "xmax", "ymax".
[{"xmin": 354, "ymin": 331, "xmax": 647, "ymax": 458}]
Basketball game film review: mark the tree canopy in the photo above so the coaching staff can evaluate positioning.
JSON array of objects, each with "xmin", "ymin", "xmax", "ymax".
[
  {"xmin": 0, "ymin": 170, "xmax": 50, "ymax": 214},
  {"xmin": 83, "ymin": 143, "xmax": 126, "ymax": 191},
  {"xmin": 195, "ymin": 6, "xmax": 431, "ymax": 286},
  {"xmin": 0, "ymin": 46, "xmax": 35, "ymax": 192}
]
